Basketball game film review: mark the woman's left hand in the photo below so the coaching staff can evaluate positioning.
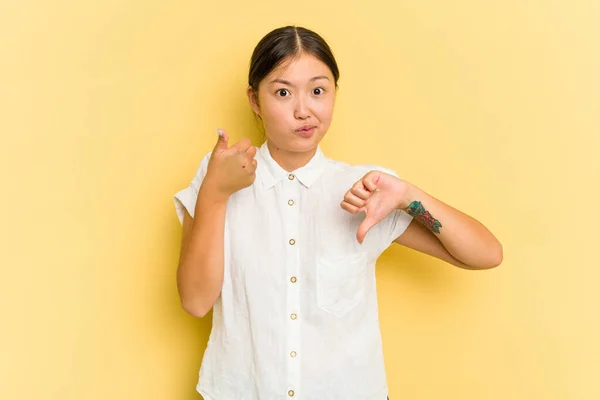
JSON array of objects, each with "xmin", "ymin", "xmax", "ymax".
[{"xmin": 341, "ymin": 171, "xmax": 410, "ymax": 244}]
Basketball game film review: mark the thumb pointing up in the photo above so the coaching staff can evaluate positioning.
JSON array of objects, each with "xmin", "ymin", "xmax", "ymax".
[{"xmin": 214, "ymin": 128, "xmax": 229, "ymax": 151}]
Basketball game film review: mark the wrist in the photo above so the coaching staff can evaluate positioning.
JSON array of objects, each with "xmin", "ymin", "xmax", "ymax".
[
  {"xmin": 198, "ymin": 180, "xmax": 230, "ymax": 206},
  {"xmin": 396, "ymin": 182, "xmax": 419, "ymax": 211}
]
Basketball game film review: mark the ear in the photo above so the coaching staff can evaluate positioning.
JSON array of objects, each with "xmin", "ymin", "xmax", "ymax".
[{"xmin": 246, "ymin": 86, "xmax": 261, "ymax": 117}]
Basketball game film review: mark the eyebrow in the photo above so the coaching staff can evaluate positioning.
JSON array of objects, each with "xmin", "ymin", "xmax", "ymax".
[{"xmin": 269, "ymin": 76, "xmax": 330, "ymax": 86}]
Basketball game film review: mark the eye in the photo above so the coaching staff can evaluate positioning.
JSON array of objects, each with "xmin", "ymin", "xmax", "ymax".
[
  {"xmin": 313, "ymin": 87, "xmax": 325, "ymax": 95},
  {"xmin": 276, "ymin": 89, "xmax": 290, "ymax": 97}
]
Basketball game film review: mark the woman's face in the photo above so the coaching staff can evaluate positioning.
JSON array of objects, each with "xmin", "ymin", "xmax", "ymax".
[{"xmin": 248, "ymin": 53, "xmax": 336, "ymax": 154}]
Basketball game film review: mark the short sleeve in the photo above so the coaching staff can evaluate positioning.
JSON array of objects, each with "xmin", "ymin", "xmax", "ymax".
[
  {"xmin": 356, "ymin": 164, "xmax": 415, "ymax": 253},
  {"xmin": 385, "ymin": 208, "xmax": 414, "ymax": 244},
  {"xmin": 173, "ymin": 152, "xmax": 212, "ymax": 225},
  {"xmin": 381, "ymin": 166, "xmax": 414, "ymax": 244}
]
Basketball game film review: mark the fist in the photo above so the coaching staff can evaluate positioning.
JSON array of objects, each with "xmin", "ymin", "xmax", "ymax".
[
  {"xmin": 203, "ymin": 128, "xmax": 257, "ymax": 198},
  {"xmin": 341, "ymin": 170, "xmax": 408, "ymax": 244}
]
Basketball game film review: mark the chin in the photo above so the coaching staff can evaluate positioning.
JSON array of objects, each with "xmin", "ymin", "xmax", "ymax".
[
  {"xmin": 267, "ymin": 130, "xmax": 325, "ymax": 152},
  {"xmin": 292, "ymin": 137, "xmax": 323, "ymax": 152}
]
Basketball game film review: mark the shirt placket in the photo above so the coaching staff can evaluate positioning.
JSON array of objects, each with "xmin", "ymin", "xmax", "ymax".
[{"xmin": 284, "ymin": 172, "xmax": 301, "ymax": 399}]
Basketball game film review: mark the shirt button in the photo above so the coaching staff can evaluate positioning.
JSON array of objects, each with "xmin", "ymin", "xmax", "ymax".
[
  {"xmin": 290, "ymin": 313, "xmax": 297, "ymax": 320},
  {"xmin": 288, "ymin": 174, "xmax": 295, "ymax": 180},
  {"xmin": 288, "ymin": 199, "xmax": 295, "ymax": 206},
  {"xmin": 289, "ymin": 239, "xmax": 296, "ymax": 245},
  {"xmin": 288, "ymin": 389, "xmax": 295, "ymax": 396},
  {"xmin": 290, "ymin": 351, "xmax": 297, "ymax": 357},
  {"xmin": 290, "ymin": 276, "xmax": 297, "ymax": 283}
]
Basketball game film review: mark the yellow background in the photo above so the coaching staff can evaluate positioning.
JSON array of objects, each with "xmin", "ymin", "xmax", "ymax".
[{"xmin": 1, "ymin": 0, "xmax": 599, "ymax": 399}]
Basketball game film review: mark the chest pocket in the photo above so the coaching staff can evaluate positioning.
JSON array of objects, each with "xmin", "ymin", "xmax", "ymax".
[{"xmin": 316, "ymin": 251, "xmax": 369, "ymax": 317}]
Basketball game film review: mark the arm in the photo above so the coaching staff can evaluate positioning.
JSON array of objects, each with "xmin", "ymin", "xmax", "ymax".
[
  {"xmin": 343, "ymin": 171, "xmax": 502, "ymax": 270},
  {"xmin": 393, "ymin": 184, "xmax": 503, "ymax": 270},
  {"xmin": 393, "ymin": 219, "xmax": 474, "ymax": 269},
  {"xmin": 177, "ymin": 186, "xmax": 228, "ymax": 318},
  {"xmin": 176, "ymin": 129, "xmax": 257, "ymax": 318}
]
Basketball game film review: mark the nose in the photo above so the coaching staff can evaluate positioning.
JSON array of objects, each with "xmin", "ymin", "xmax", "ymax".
[{"xmin": 293, "ymin": 95, "xmax": 310, "ymax": 120}]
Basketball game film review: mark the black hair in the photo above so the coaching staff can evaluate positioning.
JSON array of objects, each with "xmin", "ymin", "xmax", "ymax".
[{"xmin": 248, "ymin": 26, "xmax": 340, "ymax": 93}]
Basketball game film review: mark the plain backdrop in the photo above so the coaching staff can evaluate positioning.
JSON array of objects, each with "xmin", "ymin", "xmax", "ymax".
[{"xmin": 1, "ymin": 1, "xmax": 599, "ymax": 399}]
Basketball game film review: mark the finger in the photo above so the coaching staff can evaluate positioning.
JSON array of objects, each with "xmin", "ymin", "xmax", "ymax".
[
  {"xmin": 343, "ymin": 192, "xmax": 366, "ymax": 208},
  {"xmin": 245, "ymin": 157, "xmax": 258, "ymax": 173},
  {"xmin": 363, "ymin": 172, "xmax": 380, "ymax": 192},
  {"xmin": 356, "ymin": 216, "xmax": 377, "ymax": 244},
  {"xmin": 246, "ymin": 145, "xmax": 257, "ymax": 158},
  {"xmin": 231, "ymin": 137, "xmax": 252, "ymax": 152},
  {"xmin": 214, "ymin": 128, "xmax": 229, "ymax": 151},
  {"xmin": 351, "ymin": 184, "xmax": 371, "ymax": 200},
  {"xmin": 340, "ymin": 200, "xmax": 362, "ymax": 214}
]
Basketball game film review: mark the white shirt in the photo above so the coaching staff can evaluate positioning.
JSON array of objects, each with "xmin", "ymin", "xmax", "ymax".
[{"xmin": 173, "ymin": 142, "xmax": 413, "ymax": 400}]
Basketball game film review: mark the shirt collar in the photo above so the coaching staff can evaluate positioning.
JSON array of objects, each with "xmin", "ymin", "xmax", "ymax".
[{"xmin": 257, "ymin": 141, "xmax": 326, "ymax": 190}]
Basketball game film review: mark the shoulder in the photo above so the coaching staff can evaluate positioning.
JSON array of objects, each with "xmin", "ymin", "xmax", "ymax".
[{"xmin": 323, "ymin": 157, "xmax": 399, "ymax": 180}]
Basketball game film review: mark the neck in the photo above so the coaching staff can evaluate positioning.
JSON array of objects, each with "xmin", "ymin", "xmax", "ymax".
[{"xmin": 266, "ymin": 141, "xmax": 317, "ymax": 172}]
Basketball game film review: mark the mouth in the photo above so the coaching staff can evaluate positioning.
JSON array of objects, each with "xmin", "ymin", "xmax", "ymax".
[
  {"xmin": 294, "ymin": 124, "xmax": 317, "ymax": 133},
  {"xmin": 294, "ymin": 125, "xmax": 316, "ymax": 138}
]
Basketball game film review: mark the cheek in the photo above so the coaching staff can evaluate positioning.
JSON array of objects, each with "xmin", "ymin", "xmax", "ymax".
[
  {"xmin": 316, "ymin": 99, "xmax": 335, "ymax": 123},
  {"xmin": 262, "ymin": 102, "xmax": 290, "ymax": 126}
]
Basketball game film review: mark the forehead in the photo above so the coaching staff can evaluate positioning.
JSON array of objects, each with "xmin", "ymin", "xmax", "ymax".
[{"xmin": 266, "ymin": 53, "xmax": 333, "ymax": 84}]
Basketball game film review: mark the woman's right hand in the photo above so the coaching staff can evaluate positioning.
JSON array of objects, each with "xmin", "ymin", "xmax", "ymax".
[{"xmin": 201, "ymin": 129, "xmax": 258, "ymax": 200}]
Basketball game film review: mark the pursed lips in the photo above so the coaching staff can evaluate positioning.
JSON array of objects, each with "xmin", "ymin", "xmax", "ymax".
[{"xmin": 295, "ymin": 125, "xmax": 316, "ymax": 132}]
